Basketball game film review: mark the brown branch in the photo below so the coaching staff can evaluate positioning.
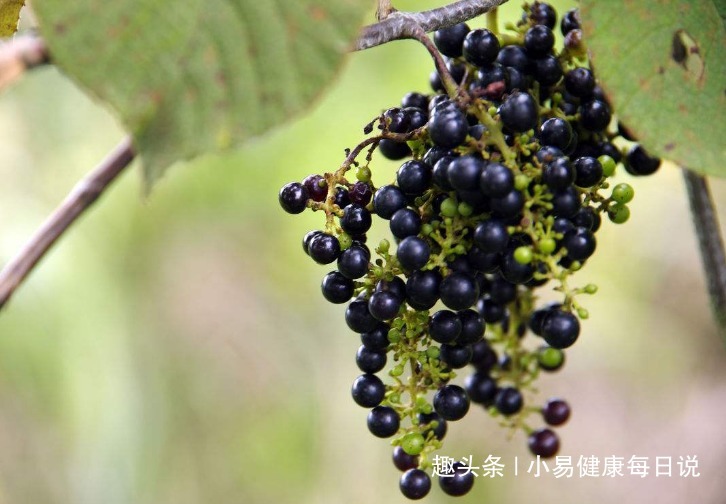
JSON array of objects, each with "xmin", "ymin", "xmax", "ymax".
[
  {"xmin": 0, "ymin": 34, "xmax": 49, "ymax": 92},
  {"xmin": 355, "ymin": 0, "xmax": 508, "ymax": 51},
  {"xmin": 682, "ymin": 169, "xmax": 726, "ymax": 339},
  {"xmin": 0, "ymin": 137, "xmax": 135, "ymax": 309}
]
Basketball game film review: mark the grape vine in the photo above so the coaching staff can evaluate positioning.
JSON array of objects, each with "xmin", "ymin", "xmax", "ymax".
[{"xmin": 280, "ymin": 2, "xmax": 663, "ymax": 499}]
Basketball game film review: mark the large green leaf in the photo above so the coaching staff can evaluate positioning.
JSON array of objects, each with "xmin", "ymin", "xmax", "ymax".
[
  {"xmin": 0, "ymin": 0, "xmax": 23, "ymax": 36},
  {"xmin": 33, "ymin": 0, "xmax": 370, "ymax": 189},
  {"xmin": 580, "ymin": 0, "xmax": 726, "ymax": 177}
]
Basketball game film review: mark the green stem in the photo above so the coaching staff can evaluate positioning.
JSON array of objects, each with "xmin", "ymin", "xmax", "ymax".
[{"xmin": 486, "ymin": 8, "xmax": 499, "ymax": 35}]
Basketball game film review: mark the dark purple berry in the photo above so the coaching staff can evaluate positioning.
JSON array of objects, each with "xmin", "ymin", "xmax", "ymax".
[
  {"xmin": 438, "ymin": 462, "xmax": 475, "ymax": 496},
  {"xmin": 495, "ymin": 386, "xmax": 523, "ymax": 415},
  {"xmin": 434, "ymin": 23, "xmax": 470, "ymax": 58},
  {"xmin": 397, "ymin": 236, "xmax": 431, "ymax": 272},
  {"xmin": 499, "ymin": 91, "xmax": 538, "ymax": 132},
  {"xmin": 528, "ymin": 428, "xmax": 560, "ymax": 458},
  {"xmin": 434, "ymin": 384, "xmax": 470, "ymax": 421},
  {"xmin": 308, "ymin": 233, "xmax": 341, "ymax": 264},
  {"xmin": 393, "ymin": 445, "xmax": 419, "ymax": 472},
  {"xmin": 543, "ymin": 398, "xmax": 571, "ymax": 426},
  {"xmin": 373, "ymin": 185, "xmax": 407, "ymax": 219},
  {"xmin": 321, "ymin": 271, "xmax": 354, "ymax": 304},
  {"xmin": 440, "ymin": 272, "xmax": 480, "ymax": 310},
  {"xmin": 400, "ymin": 468, "xmax": 431, "ymax": 500},
  {"xmin": 580, "ymin": 100, "xmax": 611, "ymax": 131},
  {"xmin": 279, "ymin": 182, "xmax": 309, "ymax": 214},
  {"xmin": 367, "ymin": 405, "xmax": 400, "ymax": 437},
  {"xmin": 351, "ymin": 374, "xmax": 385, "ymax": 407},
  {"xmin": 463, "ymin": 28, "xmax": 500, "ymax": 66},
  {"xmin": 542, "ymin": 310, "xmax": 580, "ymax": 348},
  {"xmin": 406, "ymin": 270, "xmax": 442, "ymax": 310}
]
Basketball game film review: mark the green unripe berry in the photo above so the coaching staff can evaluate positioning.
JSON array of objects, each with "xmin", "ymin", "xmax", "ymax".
[
  {"xmin": 356, "ymin": 165, "xmax": 372, "ymax": 182},
  {"xmin": 514, "ymin": 246, "xmax": 533, "ymax": 265},
  {"xmin": 577, "ymin": 307, "xmax": 589, "ymax": 319},
  {"xmin": 440, "ymin": 198, "xmax": 458, "ymax": 218},
  {"xmin": 427, "ymin": 347, "xmax": 440, "ymax": 359},
  {"xmin": 538, "ymin": 347, "xmax": 565, "ymax": 369},
  {"xmin": 584, "ymin": 283, "xmax": 598, "ymax": 294},
  {"xmin": 389, "ymin": 393, "xmax": 401, "ymax": 404},
  {"xmin": 453, "ymin": 244, "xmax": 467, "ymax": 255},
  {"xmin": 609, "ymin": 204, "xmax": 630, "ymax": 224},
  {"xmin": 391, "ymin": 365, "xmax": 404, "ymax": 377},
  {"xmin": 401, "ymin": 432, "xmax": 426, "ymax": 456},
  {"xmin": 388, "ymin": 328, "xmax": 401, "ymax": 343},
  {"xmin": 611, "ymin": 183, "xmax": 634, "ymax": 204},
  {"xmin": 515, "ymin": 174, "xmax": 531, "ymax": 191},
  {"xmin": 598, "ymin": 155, "xmax": 617, "ymax": 177},
  {"xmin": 378, "ymin": 239, "xmax": 390, "ymax": 254},
  {"xmin": 458, "ymin": 202, "xmax": 473, "ymax": 217},
  {"xmin": 421, "ymin": 223, "xmax": 434, "ymax": 236},
  {"xmin": 538, "ymin": 238, "xmax": 556, "ymax": 255}
]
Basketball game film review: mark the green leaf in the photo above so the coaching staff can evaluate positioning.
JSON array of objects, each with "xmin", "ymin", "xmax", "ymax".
[
  {"xmin": 0, "ymin": 0, "xmax": 23, "ymax": 37},
  {"xmin": 580, "ymin": 0, "xmax": 726, "ymax": 177},
  {"xmin": 33, "ymin": 0, "xmax": 370, "ymax": 189}
]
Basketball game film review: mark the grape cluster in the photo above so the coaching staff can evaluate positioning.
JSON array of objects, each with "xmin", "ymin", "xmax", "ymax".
[{"xmin": 279, "ymin": 2, "xmax": 660, "ymax": 499}]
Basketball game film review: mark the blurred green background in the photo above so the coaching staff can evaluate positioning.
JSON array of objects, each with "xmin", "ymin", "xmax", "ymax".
[{"xmin": 0, "ymin": 1, "xmax": 724, "ymax": 503}]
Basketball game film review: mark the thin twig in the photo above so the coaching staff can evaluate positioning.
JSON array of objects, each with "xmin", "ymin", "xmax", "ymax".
[
  {"xmin": 0, "ymin": 34, "xmax": 49, "ymax": 92},
  {"xmin": 355, "ymin": 0, "xmax": 508, "ymax": 51},
  {"xmin": 0, "ymin": 137, "xmax": 135, "ymax": 309},
  {"xmin": 682, "ymin": 169, "xmax": 726, "ymax": 339}
]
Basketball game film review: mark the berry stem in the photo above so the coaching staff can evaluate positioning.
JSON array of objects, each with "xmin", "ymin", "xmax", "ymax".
[
  {"xmin": 471, "ymin": 104, "xmax": 518, "ymax": 167},
  {"xmin": 406, "ymin": 24, "xmax": 460, "ymax": 99},
  {"xmin": 682, "ymin": 169, "xmax": 726, "ymax": 339},
  {"xmin": 0, "ymin": 137, "xmax": 135, "ymax": 309},
  {"xmin": 486, "ymin": 8, "xmax": 499, "ymax": 35},
  {"xmin": 355, "ymin": 0, "xmax": 509, "ymax": 51}
]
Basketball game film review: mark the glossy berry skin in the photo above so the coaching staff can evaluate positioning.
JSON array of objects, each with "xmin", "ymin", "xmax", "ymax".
[
  {"xmin": 474, "ymin": 219, "xmax": 509, "ymax": 253},
  {"xmin": 345, "ymin": 298, "xmax": 379, "ymax": 333},
  {"xmin": 561, "ymin": 8, "xmax": 581, "ymax": 35},
  {"xmin": 543, "ymin": 398, "xmax": 571, "ymax": 426},
  {"xmin": 465, "ymin": 371, "xmax": 497, "ymax": 405},
  {"xmin": 429, "ymin": 310, "xmax": 462, "ymax": 344},
  {"xmin": 528, "ymin": 428, "xmax": 560, "ymax": 458},
  {"xmin": 373, "ymin": 185, "xmax": 407, "ymax": 219},
  {"xmin": 302, "ymin": 174, "xmax": 328, "ymax": 202},
  {"xmin": 543, "ymin": 157, "xmax": 575, "ymax": 192},
  {"xmin": 440, "ymin": 344, "xmax": 473, "ymax": 369},
  {"xmin": 418, "ymin": 411, "xmax": 448, "ymax": 440},
  {"xmin": 401, "ymin": 92, "xmax": 429, "ymax": 111},
  {"xmin": 367, "ymin": 406, "xmax": 400, "ymax": 438},
  {"xmin": 490, "ymin": 189, "xmax": 525, "ymax": 218},
  {"xmin": 580, "ymin": 100, "xmax": 611, "ymax": 131},
  {"xmin": 428, "ymin": 106, "xmax": 468, "ymax": 148},
  {"xmin": 524, "ymin": 25, "xmax": 555, "ymax": 57},
  {"xmin": 463, "ymin": 28, "xmax": 500, "ymax": 66},
  {"xmin": 499, "ymin": 91, "xmax": 538, "ymax": 132},
  {"xmin": 434, "ymin": 23, "xmax": 470, "ymax": 57},
  {"xmin": 496, "ymin": 45, "xmax": 531, "ymax": 73},
  {"xmin": 375, "ymin": 277, "xmax": 407, "ymax": 303},
  {"xmin": 457, "ymin": 309, "xmax": 485, "ymax": 345},
  {"xmin": 351, "ymin": 374, "xmax": 386, "ymax": 408},
  {"xmin": 356, "ymin": 345, "xmax": 387, "ymax": 373},
  {"xmin": 533, "ymin": 55, "xmax": 563, "ymax": 86},
  {"xmin": 542, "ymin": 309, "xmax": 580, "ymax": 349},
  {"xmin": 378, "ymin": 139, "xmax": 411, "ymax": 160},
  {"xmin": 447, "ymin": 155, "xmax": 485, "ymax": 191},
  {"xmin": 625, "ymin": 145, "xmax": 661, "ymax": 175},
  {"xmin": 440, "ymin": 272, "xmax": 480, "ymax": 310},
  {"xmin": 393, "ymin": 446, "xmax": 419, "ymax": 472},
  {"xmin": 308, "ymin": 233, "xmax": 341, "ymax": 265},
  {"xmin": 400, "ymin": 469, "xmax": 431, "ymax": 500},
  {"xmin": 337, "ymin": 245, "xmax": 369, "ymax": 279},
  {"xmin": 361, "ymin": 323, "xmax": 390, "ymax": 350},
  {"xmin": 551, "ymin": 186, "xmax": 581, "ymax": 218},
  {"xmin": 368, "ymin": 290, "xmax": 402, "ymax": 321},
  {"xmin": 349, "ymin": 181, "xmax": 373, "ymax": 205},
  {"xmin": 397, "ymin": 236, "xmax": 431, "ymax": 272},
  {"xmin": 563, "ymin": 227, "xmax": 596, "ymax": 261},
  {"xmin": 390, "ymin": 208, "xmax": 422, "ymax": 239},
  {"xmin": 501, "ymin": 251, "xmax": 535, "ymax": 284},
  {"xmin": 434, "ymin": 384, "xmax": 470, "ymax": 421},
  {"xmin": 528, "ymin": 1, "xmax": 557, "ymax": 29},
  {"xmin": 340, "ymin": 204, "xmax": 372, "ymax": 235},
  {"xmin": 480, "ymin": 162, "xmax": 514, "ymax": 197},
  {"xmin": 438, "ymin": 462, "xmax": 475, "ymax": 497},
  {"xmin": 278, "ymin": 182, "xmax": 309, "ymax": 214},
  {"xmin": 574, "ymin": 156, "xmax": 603, "ymax": 188},
  {"xmin": 321, "ymin": 271, "xmax": 354, "ymax": 304},
  {"xmin": 406, "ymin": 270, "xmax": 442, "ymax": 310},
  {"xmin": 495, "ymin": 386, "xmax": 524, "ymax": 415},
  {"xmin": 572, "ymin": 207, "xmax": 601, "ymax": 232},
  {"xmin": 565, "ymin": 67, "xmax": 595, "ymax": 98},
  {"xmin": 540, "ymin": 118, "xmax": 573, "ymax": 151},
  {"xmin": 397, "ymin": 160, "xmax": 433, "ymax": 196}
]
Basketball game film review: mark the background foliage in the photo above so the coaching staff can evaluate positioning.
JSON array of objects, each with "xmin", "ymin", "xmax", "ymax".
[{"xmin": 0, "ymin": 1, "xmax": 723, "ymax": 503}]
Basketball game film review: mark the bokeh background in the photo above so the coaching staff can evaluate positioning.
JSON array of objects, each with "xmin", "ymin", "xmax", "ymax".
[{"xmin": 0, "ymin": 1, "xmax": 724, "ymax": 503}]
